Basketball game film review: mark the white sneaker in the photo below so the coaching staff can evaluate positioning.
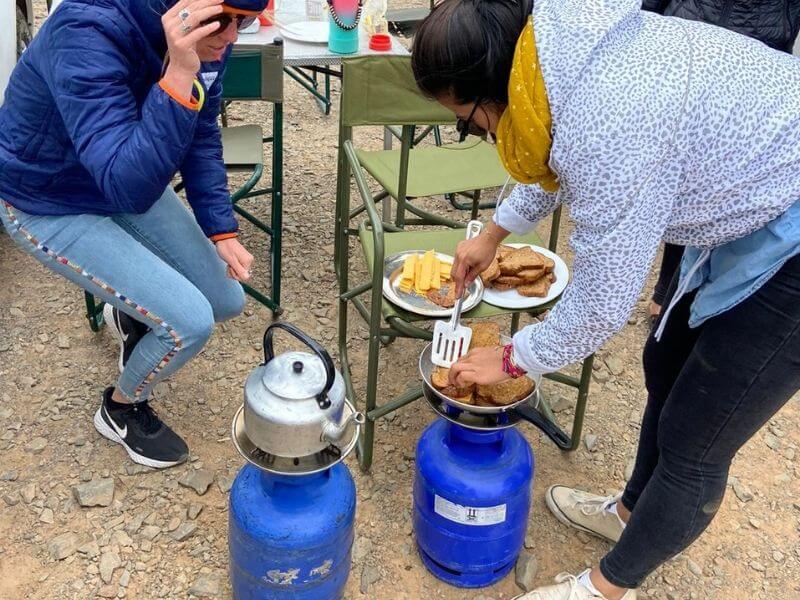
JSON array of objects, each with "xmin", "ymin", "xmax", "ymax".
[
  {"xmin": 514, "ymin": 570, "xmax": 637, "ymax": 600},
  {"xmin": 545, "ymin": 485, "xmax": 625, "ymax": 543}
]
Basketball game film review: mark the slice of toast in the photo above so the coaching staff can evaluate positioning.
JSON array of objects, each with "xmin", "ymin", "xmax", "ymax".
[
  {"xmin": 426, "ymin": 286, "xmax": 456, "ymax": 308},
  {"xmin": 491, "ymin": 282, "xmax": 517, "ymax": 292},
  {"xmin": 543, "ymin": 256, "xmax": 555, "ymax": 273},
  {"xmin": 498, "ymin": 247, "xmax": 545, "ymax": 275},
  {"xmin": 516, "ymin": 266, "xmax": 546, "ymax": 281},
  {"xmin": 431, "ymin": 366, "xmax": 450, "ymax": 389},
  {"xmin": 480, "ymin": 257, "xmax": 501, "ymax": 283},
  {"xmin": 470, "ymin": 322, "xmax": 501, "ymax": 348},
  {"xmin": 478, "ymin": 376, "xmax": 535, "ymax": 405},
  {"xmin": 518, "ymin": 278, "xmax": 551, "ymax": 298}
]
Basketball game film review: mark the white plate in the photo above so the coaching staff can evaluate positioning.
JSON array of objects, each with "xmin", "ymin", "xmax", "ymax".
[
  {"xmin": 278, "ymin": 21, "xmax": 329, "ymax": 43},
  {"xmin": 482, "ymin": 244, "xmax": 569, "ymax": 310}
]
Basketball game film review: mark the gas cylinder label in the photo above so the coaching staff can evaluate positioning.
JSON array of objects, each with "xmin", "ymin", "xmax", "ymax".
[{"xmin": 434, "ymin": 495, "xmax": 507, "ymax": 526}]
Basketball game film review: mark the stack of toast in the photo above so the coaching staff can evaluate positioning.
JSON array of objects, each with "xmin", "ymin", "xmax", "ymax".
[
  {"xmin": 481, "ymin": 245, "xmax": 556, "ymax": 298},
  {"xmin": 429, "ymin": 322, "xmax": 536, "ymax": 407}
]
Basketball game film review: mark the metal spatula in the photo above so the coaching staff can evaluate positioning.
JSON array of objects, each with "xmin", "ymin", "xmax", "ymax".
[{"xmin": 431, "ymin": 220, "xmax": 483, "ymax": 368}]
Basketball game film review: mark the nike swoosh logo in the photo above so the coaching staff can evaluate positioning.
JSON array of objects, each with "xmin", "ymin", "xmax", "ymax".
[
  {"xmin": 114, "ymin": 314, "xmax": 129, "ymax": 342},
  {"xmin": 104, "ymin": 407, "xmax": 127, "ymax": 439}
]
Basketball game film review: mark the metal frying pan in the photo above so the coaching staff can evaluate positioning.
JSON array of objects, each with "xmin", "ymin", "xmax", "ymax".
[
  {"xmin": 419, "ymin": 336, "xmax": 540, "ymax": 414},
  {"xmin": 419, "ymin": 337, "xmax": 571, "ymax": 447}
]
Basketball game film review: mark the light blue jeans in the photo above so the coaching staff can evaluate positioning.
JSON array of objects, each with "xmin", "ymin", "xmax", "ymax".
[{"xmin": 1, "ymin": 187, "xmax": 244, "ymax": 402}]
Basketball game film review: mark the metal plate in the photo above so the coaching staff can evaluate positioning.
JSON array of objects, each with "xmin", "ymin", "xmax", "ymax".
[
  {"xmin": 419, "ymin": 335, "xmax": 541, "ymax": 415},
  {"xmin": 382, "ymin": 251, "xmax": 483, "ymax": 318},
  {"xmin": 231, "ymin": 401, "xmax": 361, "ymax": 476},
  {"xmin": 482, "ymin": 244, "xmax": 569, "ymax": 310}
]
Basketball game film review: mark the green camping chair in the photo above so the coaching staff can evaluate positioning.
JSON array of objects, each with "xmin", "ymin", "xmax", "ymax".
[{"xmin": 334, "ymin": 55, "xmax": 594, "ymax": 471}]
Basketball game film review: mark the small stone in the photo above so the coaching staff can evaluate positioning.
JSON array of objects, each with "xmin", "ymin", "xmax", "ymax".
[
  {"xmin": 26, "ymin": 437, "xmax": 48, "ymax": 454},
  {"xmin": 584, "ymin": 434, "xmax": 598, "ymax": 452},
  {"xmin": 20, "ymin": 482, "xmax": 37, "ymax": 504},
  {"xmin": 97, "ymin": 584, "xmax": 117, "ymax": 598},
  {"xmin": 39, "ymin": 508, "xmax": 55, "ymax": 524},
  {"xmin": 515, "ymin": 551, "xmax": 538, "ymax": 592},
  {"xmin": 524, "ymin": 533, "xmax": 535, "ymax": 550},
  {"xmin": 48, "ymin": 532, "xmax": 80, "ymax": 560},
  {"xmin": 749, "ymin": 561, "xmax": 766, "ymax": 573},
  {"xmin": 119, "ymin": 570, "xmax": 131, "ymax": 588},
  {"xmin": 772, "ymin": 551, "xmax": 784, "ymax": 563},
  {"xmin": 217, "ymin": 472, "xmax": 236, "ymax": 494},
  {"xmin": 549, "ymin": 395, "xmax": 570, "ymax": 413},
  {"xmin": 188, "ymin": 574, "xmax": 221, "ymax": 598},
  {"xmin": 3, "ymin": 491, "xmax": 20, "ymax": 506},
  {"xmin": 188, "ymin": 503, "xmax": 203, "ymax": 520},
  {"xmin": 0, "ymin": 470, "xmax": 18, "ymax": 481},
  {"xmin": 57, "ymin": 335, "xmax": 71, "ymax": 349},
  {"xmin": 360, "ymin": 565, "xmax": 380, "ymax": 594},
  {"xmin": 624, "ymin": 459, "xmax": 636, "ymax": 482},
  {"xmin": 605, "ymin": 356, "xmax": 625, "ymax": 376},
  {"xmin": 592, "ymin": 370, "xmax": 610, "ymax": 384},
  {"xmin": 732, "ymin": 479, "xmax": 753, "ymax": 503},
  {"xmin": 170, "ymin": 522, "xmax": 198, "ymax": 542},
  {"xmin": 774, "ymin": 472, "xmax": 792, "ymax": 485},
  {"xmin": 140, "ymin": 525, "xmax": 161, "ymax": 541},
  {"xmin": 73, "ymin": 478, "xmax": 115, "ymax": 507},
  {"xmin": 687, "ymin": 559, "xmax": 702, "ymax": 577},
  {"xmin": 99, "ymin": 551, "xmax": 122, "ymax": 584},
  {"xmin": 764, "ymin": 433, "xmax": 781, "ymax": 451},
  {"xmin": 77, "ymin": 540, "xmax": 100, "ymax": 558},
  {"xmin": 123, "ymin": 464, "xmax": 154, "ymax": 476},
  {"xmin": 166, "ymin": 517, "xmax": 181, "ymax": 532},
  {"xmin": 112, "ymin": 530, "xmax": 133, "ymax": 547},
  {"xmin": 749, "ymin": 517, "xmax": 761, "ymax": 529},
  {"xmin": 178, "ymin": 470, "xmax": 214, "ymax": 496}
]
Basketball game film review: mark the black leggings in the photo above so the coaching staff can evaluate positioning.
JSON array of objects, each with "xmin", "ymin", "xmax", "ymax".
[
  {"xmin": 651, "ymin": 243, "xmax": 683, "ymax": 306},
  {"xmin": 600, "ymin": 253, "xmax": 800, "ymax": 588}
]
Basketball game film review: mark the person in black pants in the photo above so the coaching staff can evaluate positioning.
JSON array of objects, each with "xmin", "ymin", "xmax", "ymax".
[{"xmin": 645, "ymin": 0, "xmax": 800, "ymax": 326}]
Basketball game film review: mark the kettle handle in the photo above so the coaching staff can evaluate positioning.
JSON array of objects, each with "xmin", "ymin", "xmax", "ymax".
[{"xmin": 263, "ymin": 323, "xmax": 335, "ymax": 409}]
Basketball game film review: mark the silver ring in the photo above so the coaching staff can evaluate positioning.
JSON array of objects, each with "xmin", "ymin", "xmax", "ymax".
[
  {"xmin": 179, "ymin": 8, "xmax": 191, "ymax": 21},
  {"xmin": 180, "ymin": 22, "xmax": 193, "ymax": 34}
]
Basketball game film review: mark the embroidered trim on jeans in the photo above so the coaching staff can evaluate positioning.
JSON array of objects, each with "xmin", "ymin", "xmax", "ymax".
[{"xmin": 3, "ymin": 202, "xmax": 183, "ymax": 399}]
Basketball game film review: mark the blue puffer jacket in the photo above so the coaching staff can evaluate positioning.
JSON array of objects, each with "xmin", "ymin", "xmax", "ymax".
[{"xmin": 0, "ymin": 0, "xmax": 262, "ymax": 238}]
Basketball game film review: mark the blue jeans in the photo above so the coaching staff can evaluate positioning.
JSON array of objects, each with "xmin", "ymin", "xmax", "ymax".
[
  {"xmin": 1, "ymin": 188, "xmax": 244, "ymax": 402},
  {"xmin": 600, "ymin": 253, "xmax": 800, "ymax": 588}
]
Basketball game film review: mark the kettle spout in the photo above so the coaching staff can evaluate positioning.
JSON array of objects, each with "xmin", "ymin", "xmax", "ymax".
[{"xmin": 321, "ymin": 410, "xmax": 365, "ymax": 445}]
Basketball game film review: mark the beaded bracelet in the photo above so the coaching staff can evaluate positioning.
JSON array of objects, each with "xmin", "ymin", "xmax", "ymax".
[{"xmin": 502, "ymin": 344, "xmax": 527, "ymax": 379}]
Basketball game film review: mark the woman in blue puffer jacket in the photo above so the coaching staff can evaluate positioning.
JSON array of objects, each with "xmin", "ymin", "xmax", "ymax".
[{"xmin": 0, "ymin": 0, "xmax": 267, "ymax": 468}]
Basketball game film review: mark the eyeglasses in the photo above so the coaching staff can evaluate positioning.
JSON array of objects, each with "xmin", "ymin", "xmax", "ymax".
[
  {"xmin": 201, "ymin": 13, "xmax": 258, "ymax": 35},
  {"xmin": 456, "ymin": 99, "xmax": 488, "ymax": 142}
]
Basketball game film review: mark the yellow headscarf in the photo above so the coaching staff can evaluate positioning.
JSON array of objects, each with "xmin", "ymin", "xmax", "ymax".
[{"xmin": 495, "ymin": 18, "xmax": 559, "ymax": 192}]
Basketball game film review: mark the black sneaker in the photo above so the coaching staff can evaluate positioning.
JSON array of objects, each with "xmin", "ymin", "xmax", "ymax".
[
  {"xmin": 103, "ymin": 304, "xmax": 149, "ymax": 372},
  {"xmin": 93, "ymin": 388, "xmax": 189, "ymax": 469}
]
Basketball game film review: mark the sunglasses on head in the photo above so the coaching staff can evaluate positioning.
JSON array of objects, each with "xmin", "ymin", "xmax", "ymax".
[
  {"xmin": 201, "ymin": 12, "xmax": 258, "ymax": 34},
  {"xmin": 456, "ymin": 99, "xmax": 488, "ymax": 142}
]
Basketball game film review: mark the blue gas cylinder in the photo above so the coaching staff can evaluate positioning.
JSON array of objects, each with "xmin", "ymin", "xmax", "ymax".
[
  {"xmin": 413, "ymin": 419, "xmax": 534, "ymax": 588},
  {"xmin": 229, "ymin": 462, "xmax": 356, "ymax": 599}
]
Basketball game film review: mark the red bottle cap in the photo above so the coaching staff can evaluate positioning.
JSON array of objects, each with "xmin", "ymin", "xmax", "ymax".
[{"xmin": 369, "ymin": 34, "xmax": 392, "ymax": 52}]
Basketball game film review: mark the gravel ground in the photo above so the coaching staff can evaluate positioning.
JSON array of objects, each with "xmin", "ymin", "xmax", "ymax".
[{"xmin": 1, "ymin": 3, "xmax": 799, "ymax": 599}]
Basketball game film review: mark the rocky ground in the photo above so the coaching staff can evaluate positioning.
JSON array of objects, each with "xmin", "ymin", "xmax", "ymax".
[{"xmin": 1, "ymin": 4, "xmax": 799, "ymax": 599}]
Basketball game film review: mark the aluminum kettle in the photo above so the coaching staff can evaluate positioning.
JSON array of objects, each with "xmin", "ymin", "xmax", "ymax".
[{"xmin": 243, "ymin": 323, "xmax": 362, "ymax": 458}]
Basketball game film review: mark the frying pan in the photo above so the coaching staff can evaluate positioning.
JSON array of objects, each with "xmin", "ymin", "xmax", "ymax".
[{"xmin": 419, "ymin": 337, "xmax": 571, "ymax": 447}]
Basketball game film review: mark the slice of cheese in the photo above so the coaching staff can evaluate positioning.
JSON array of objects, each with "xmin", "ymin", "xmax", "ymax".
[
  {"xmin": 401, "ymin": 254, "xmax": 417, "ymax": 284},
  {"xmin": 440, "ymin": 262, "xmax": 452, "ymax": 278},
  {"xmin": 418, "ymin": 250, "xmax": 435, "ymax": 292},
  {"xmin": 430, "ymin": 258, "xmax": 441, "ymax": 290}
]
